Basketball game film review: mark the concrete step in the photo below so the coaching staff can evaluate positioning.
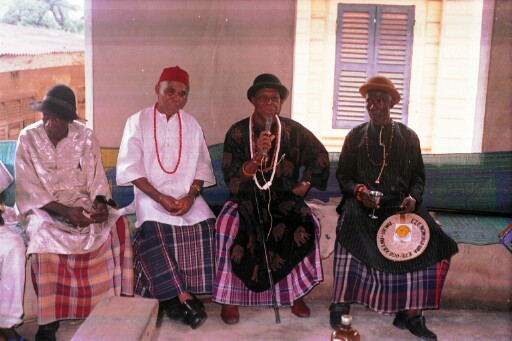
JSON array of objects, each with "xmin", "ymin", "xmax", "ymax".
[{"xmin": 71, "ymin": 296, "xmax": 158, "ymax": 341}]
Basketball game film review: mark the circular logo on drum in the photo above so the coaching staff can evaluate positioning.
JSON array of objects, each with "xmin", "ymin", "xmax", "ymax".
[
  {"xmin": 377, "ymin": 213, "xmax": 430, "ymax": 261},
  {"xmin": 395, "ymin": 224, "xmax": 411, "ymax": 240}
]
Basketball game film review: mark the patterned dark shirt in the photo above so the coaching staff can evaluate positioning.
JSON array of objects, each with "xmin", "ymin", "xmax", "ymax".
[
  {"xmin": 222, "ymin": 115, "xmax": 329, "ymax": 291},
  {"xmin": 335, "ymin": 121, "xmax": 458, "ymax": 273}
]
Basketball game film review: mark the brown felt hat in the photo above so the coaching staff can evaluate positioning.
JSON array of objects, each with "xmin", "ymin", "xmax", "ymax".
[{"xmin": 359, "ymin": 76, "xmax": 401, "ymax": 104}]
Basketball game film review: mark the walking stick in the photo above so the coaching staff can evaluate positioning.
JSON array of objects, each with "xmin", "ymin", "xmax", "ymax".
[{"xmin": 253, "ymin": 185, "xmax": 281, "ymax": 324}]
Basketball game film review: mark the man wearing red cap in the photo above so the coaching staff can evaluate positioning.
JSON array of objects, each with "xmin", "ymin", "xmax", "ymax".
[
  {"xmin": 117, "ymin": 66, "xmax": 216, "ymax": 329},
  {"xmin": 330, "ymin": 76, "xmax": 458, "ymax": 341}
]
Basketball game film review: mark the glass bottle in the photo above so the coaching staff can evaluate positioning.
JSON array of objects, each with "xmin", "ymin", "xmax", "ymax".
[{"xmin": 330, "ymin": 314, "xmax": 360, "ymax": 341}]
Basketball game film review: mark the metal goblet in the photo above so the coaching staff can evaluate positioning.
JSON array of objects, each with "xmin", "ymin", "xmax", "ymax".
[{"xmin": 368, "ymin": 190, "xmax": 383, "ymax": 219}]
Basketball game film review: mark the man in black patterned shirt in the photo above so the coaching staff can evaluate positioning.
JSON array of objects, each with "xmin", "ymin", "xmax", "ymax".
[
  {"xmin": 330, "ymin": 76, "xmax": 458, "ymax": 341},
  {"xmin": 213, "ymin": 73, "xmax": 330, "ymax": 324}
]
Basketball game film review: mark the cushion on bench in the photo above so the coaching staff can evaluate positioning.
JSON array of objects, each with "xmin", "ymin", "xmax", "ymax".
[
  {"xmin": 1, "ymin": 140, "xmax": 510, "ymax": 246},
  {"xmin": 423, "ymin": 152, "xmax": 512, "ymax": 215},
  {"xmin": 201, "ymin": 143, "xmax": 229, "ymax": 215},
  {"xmin": 0, "ymin": 141, "xmax": 16, "ymax": 207}
]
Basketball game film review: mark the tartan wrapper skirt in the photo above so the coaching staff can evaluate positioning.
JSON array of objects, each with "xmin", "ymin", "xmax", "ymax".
[
  {"xmin": 133, "ymin": 219, "xmax": 216, "ymax": 300},
  {"xmin": 212, "ymin": 201, "xmax": 323, "ymax": 306},
  {"xmin": 332, "ymin": 243, "xmax": 451, "ymax": 314},
  {"xmin": 31, "ymin": 216, "xmax": 134, "ymax": 325}
]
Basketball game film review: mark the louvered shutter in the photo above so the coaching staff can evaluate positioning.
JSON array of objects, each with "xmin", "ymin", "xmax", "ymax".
[{"xmin": 332, "ymin": 4, "xmax": 414, "ymax": 129}]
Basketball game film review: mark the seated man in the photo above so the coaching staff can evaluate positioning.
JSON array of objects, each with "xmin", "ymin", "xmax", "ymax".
[
  {"xmin": 117, "ymin": 66, "xmax": 215, "ymax": 330},
  {"xmin": 331, "ymin": 76, "xmax": 458, "ymax": 341},
  {"xmin": 0, "ymin": 162, "xmax": 26, "ymax": 341},
  {"xmin": 15, "ymin": 84, "xmax": 134, "ymax": 341},
  {"xmin": 213, "ymin": 74, "xmax": 330, "ymax": 324}
]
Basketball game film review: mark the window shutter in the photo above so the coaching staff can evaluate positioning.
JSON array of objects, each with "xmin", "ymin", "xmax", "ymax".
[
  {"xmin": 373, "ymin": 6, "xmax": 414, "ymax": 123},
  {"xmin": 333, "ymin": 4, "xmax": 414, "ymax": 129}
]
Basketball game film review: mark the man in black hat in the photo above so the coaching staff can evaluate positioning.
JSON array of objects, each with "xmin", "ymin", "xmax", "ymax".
[
  {"xmin": 212, "ymin": 73, "xmax": 330, "ymax": 324},
  {"xmin": 330, "ymin": 76, "xmax": 458, "ymax": 341},
  {"xmin": 15, "ymin": 84, "xmax": 134, "ymax": 341}
]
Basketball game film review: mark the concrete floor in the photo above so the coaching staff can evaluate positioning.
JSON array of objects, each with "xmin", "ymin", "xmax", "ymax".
[
  {"xmin": 14, "ymin": 244, "xmax": 512, "ymax": 340},
  {"xmin": 15, "ymin": 299, "xmax": 512, "ymax": 341}
]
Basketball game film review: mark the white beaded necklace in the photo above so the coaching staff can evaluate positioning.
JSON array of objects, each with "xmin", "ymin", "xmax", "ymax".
[{"xmin": 249, "ymin": 114, "xmax": 282, "ymax": 190}]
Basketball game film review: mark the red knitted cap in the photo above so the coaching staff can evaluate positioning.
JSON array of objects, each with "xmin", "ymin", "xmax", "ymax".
[{"xmin": 158, "ymin": 66, "xmax": 189, "ymax": 88}]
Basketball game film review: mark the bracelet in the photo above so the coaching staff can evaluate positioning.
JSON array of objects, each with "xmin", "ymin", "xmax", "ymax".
[
  {"xmin": 241, "ymin": 162, "xmax": 256, "ymax": 177},
  {"xmin": 300, "ymin": 181, "xmax": 311, "ymax": 186},
  {"xmin": 191, "ymin": 184, "xmax": 201, "ymax": 193},
  {"xmin": 353, "ymin": 184, "xmax": 365, "ymax": 196},
  {"xmin": 355, "ymin": 185, "xmax": 367, "ymax": 202},
  {"xmin": 158, "ymin": 194, "xmax": 163, "ymax": 204}
]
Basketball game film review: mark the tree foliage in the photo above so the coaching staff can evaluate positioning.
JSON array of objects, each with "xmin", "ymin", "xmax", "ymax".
[{"xmin": 1, "ymin": 0, "xmax": 83, "ymax": 34}]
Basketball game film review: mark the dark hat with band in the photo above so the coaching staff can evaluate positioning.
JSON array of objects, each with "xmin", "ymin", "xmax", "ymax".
[
  {"xmin": 29, "ymin": 84, "xmax": 83, "ymax": 121},
  {"xmin": 247, "ymin": 73, "xmax": 289, "ymax": 102}
]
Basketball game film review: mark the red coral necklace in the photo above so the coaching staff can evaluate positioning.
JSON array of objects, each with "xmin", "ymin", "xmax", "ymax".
[{"xmin": 153, "ymin": 103, "xmax": 182, "ymax": 174}]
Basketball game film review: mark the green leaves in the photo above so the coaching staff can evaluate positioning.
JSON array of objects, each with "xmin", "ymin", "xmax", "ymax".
[{"xmin": 1, "ymin": 0, "xmax": 83, "ymax": 34}]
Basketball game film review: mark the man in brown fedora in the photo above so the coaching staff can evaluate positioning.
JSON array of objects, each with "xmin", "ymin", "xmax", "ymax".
[
  {"xmin": 212, "ymin": 73, "xmax": 330, "ymax": 324},
  {"xmin": 330, "ymin": 75, "xmax": 458, "ymax": 340},
  {"xmin": 15, "ymin": 84, "xmax": 134, "ymax": 341}
]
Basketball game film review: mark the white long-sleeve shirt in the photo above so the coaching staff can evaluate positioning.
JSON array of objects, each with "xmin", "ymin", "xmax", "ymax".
[{"xmin": 116, "ymin": 106, "xmax": 216, "ymax": 227}]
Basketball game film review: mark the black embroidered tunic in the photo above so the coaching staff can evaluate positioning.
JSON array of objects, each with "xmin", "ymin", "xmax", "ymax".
[
  {"xmin": 336, "ymin": 121, "xmax": 458, "ymax": 273},
  {"xmin": 222, "ymin": 116, "xmax": 330, "ymax": 292}
]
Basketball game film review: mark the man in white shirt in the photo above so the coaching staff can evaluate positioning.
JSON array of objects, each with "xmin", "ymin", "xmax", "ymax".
[{"xmin": 117, "ymin": 66, "xmax": 216, "ymax": 330}]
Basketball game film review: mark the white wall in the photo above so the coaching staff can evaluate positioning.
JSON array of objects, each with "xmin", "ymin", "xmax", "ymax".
[
  {"xmin": 431, "ymin": 0, "xmax": 484, "ymax": 152},
  {"xmin": 86, "ymin": 0, "xmax": 296, "ymax": 147}
]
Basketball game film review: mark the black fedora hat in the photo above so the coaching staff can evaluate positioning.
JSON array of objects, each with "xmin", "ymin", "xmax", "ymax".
[
  {"xmin": 247, "ymin": 73, "xmax": 289, "ymax": 102},
  {"xmin": 29, "ymin": 84, "xmax": 83, "ymax": 121}
]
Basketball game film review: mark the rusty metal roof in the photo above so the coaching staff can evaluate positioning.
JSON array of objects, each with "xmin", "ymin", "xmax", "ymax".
[{"xmin": 0, "ymin": 23, "xmax": 84, "ymax": 56}]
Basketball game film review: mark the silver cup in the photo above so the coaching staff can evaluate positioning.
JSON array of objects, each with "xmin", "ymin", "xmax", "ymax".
[{"xmin": 369, "ymin": 190, "xmax": 383, "ymax": 219}]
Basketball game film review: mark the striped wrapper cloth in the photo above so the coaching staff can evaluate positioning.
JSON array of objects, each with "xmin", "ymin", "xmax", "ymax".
[
  {"xmin": 212, "ymin": 201, "xmax": 323, "ymax": 306},
  {"xmin": 332, "ymin": 244, "xmax": 450, "ymax": 314},
  {"xmin": 31, "ymin": 216, "xmax": 134, "ymax": 325},
  {"xmin": 132, "ymin": 219, "xmax": 216, "ymax": 300}
]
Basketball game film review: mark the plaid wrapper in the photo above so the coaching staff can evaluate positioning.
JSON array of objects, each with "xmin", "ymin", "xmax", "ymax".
[
  {"xmin": 332, "ymin": 244, "xmax": 450, "ymax": 314},
  {"xmin": 133, "ymin": 219, "xmax": 215, "ymax": 300},
  {"xmin": 31, "ymin": 216, "xmax": 134, "ymax": 325},
  {"xmin": 212, "ymin": 201, "xmax": 323, "ymax": 307}
]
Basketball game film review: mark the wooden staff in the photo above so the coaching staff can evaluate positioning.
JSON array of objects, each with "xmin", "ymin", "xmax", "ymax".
[{"xmin": 253, "ymin": 185, "xmax": 280, "ymax": 324}]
